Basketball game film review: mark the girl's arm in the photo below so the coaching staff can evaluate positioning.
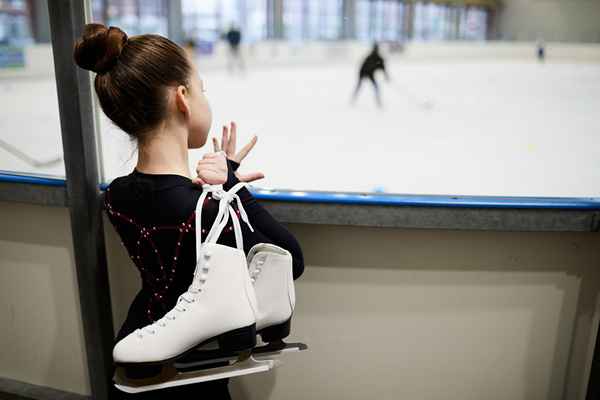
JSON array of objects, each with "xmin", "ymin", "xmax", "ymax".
[{"xmin": 224, "ymin": 159, "xmax": 305, "ymax": 279}]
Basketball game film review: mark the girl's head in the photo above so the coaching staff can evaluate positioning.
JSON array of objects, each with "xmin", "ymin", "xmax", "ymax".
[{"xmin": 73, "ymin": 24, "xmax": 211, "ymax": 148}]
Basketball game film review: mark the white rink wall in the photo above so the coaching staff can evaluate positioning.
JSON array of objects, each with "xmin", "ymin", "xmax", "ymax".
[
  {"xmin": 0, "ymin": 44, "xmax": 55, "ymax": 80},
  {"xmin": 2, "ymin": 201, "xmax": 600, "ymax": 399},
  {"xmin": 2, "ymin": 41, "xmax": 600, "ymax": 81},
  {"xmin": 498, "ymin": 0, "xmax": 600, "ymax": 43},
  {"xmin": 194, "ymin": 41, "xmax": 600, "ymax": 70}
]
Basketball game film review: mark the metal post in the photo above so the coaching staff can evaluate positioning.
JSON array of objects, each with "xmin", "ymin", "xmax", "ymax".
[
  {"xmin": 167, "ymin": 0, "xmax": 183, "ymax": 43},
  {"xmin": 273, "ymin": 0, "xmax": 284, "ymax": 39},
  {"xmin": 454, "ymin": 6, "xmax": 462, "ymax": 40},
  {"xmin": 403, "ymin": 0, "xmax": 414, "ymax": 40},
  {"xmin": 486, "ymin": 6, "xmax": 497, "ymax": 40},
  {"xmin": 29, "ymin": 0, "xmax": 51, "ymax": 43},
  {"xmin": 239, "ymin": 0, "xmax": 248, "ymax": 34},
  {"xmin": 342, "ymin": 0, "xmax": 356, "ymax": 40},
  {"xmin": 368, "ymin": 0, "xmax": 375, "ymax": 39},
  {"xmin": 47, "ymin": 2, "xmax": 115, "ymax": 400},
  {"xmin": 302, "ymin": 0, "xmax": 309, "ymax": 40},
  {"xmin": 101, "ymin": 0, "xmax": 109, "ymax": 24},
  {"xmin": 216, "ymin": 0, "xmax": 223, "ymax": 38},
  {"xmin": 397, "ymin": 1, "xmax": 403, "ymax": 41}
]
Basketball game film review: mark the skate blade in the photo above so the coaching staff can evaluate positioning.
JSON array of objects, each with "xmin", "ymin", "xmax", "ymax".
[
  {"xmin": 254, "ymin": 342, "xmax": 308, "ymax": 359},
  {"xmin": 175, "ymin": 342, "xmax": 308, "ymax": 370},
  {"xmin": 114, "ymin": 357, "xmax": 278, "ymax": 394}
]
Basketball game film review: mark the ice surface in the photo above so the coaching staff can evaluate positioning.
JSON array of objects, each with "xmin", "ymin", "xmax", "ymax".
[{"xmin": 2, "ymin": 60, "xmax": 599, "ymax": 197}]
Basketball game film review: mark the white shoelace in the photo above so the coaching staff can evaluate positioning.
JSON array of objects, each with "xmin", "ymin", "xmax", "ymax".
[{"xmin": 137, "ymin": 182, "xmax": 253, "ymax": 337}]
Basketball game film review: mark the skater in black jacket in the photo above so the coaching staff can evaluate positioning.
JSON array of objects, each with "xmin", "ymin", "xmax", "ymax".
[{"xmin": 351, "ymin": 43, "xmax": 390, "ymax": 108}]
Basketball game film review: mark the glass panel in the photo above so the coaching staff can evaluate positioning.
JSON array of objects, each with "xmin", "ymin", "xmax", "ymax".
[
  {"xmin": 284, "ymin": 0, "xmax": 341, "ymax": 41},
  {"xmin": 92, "ymin": 0, "xmax": 600, "ymax": 198},
  {"xmin": 245, "ymin": 0, "xmax": 267, "ymax": 43},
  {"xmin": 182, "ymin": 0, "xmax": 220, "ymax": 42},
  {"xmin": 283, "ymin": 0, "xmax": 304, "ymax": 41},
  {"xmin": 319, "ymin": 0, "xmax": 342, "ymax": 40},
  {"xmin": 355, "ymin": 0, "xmax": 370, "ymax": 41},
  {"xmin": 0, "ymin": 0, "xmax": 64, "ymax": 178},
  {"xmin": 91, "ymin": 0, "xmax": 168, "ymax": 36},
  {"xmin": 459, "ymin": 6, "xmax": 487, "ymax": 41}
]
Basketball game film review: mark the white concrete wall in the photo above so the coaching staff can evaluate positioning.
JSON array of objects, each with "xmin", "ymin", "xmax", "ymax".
[
  {"xmin": 498, "ymin": 0, "xmax": 600, "ymax": 43},
  {"xmin": 1, "ymin": 201, "xmax": 600, "ymax": 399},
  {"xmin": 0, "ymin": 202, "xmax": 89, "ymax": 395}
]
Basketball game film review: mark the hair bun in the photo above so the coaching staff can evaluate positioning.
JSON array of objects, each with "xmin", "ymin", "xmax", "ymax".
[{"xmin": 74, "ymin": 24, "xmax": 128, "ymax": 74}]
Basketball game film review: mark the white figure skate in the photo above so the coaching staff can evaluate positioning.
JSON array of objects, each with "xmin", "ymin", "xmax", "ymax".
[
  {"xmin": 176, "ymin": 243, "xmax": 307, "ymax": 371},
  {"xmin": 114, "ymin": 182, "xmax": 278, "ymax": 393},
  {"xmin": 248, "ymin": 244, "xmax": 295, "ymax": 344}
]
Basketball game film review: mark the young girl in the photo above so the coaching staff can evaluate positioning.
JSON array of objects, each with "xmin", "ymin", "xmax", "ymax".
[{"xmin": 74, "ymin": 24, "xmax": 304, "ymax": 399}]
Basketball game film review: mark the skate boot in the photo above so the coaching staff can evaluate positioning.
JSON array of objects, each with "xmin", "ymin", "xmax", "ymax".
[
  {"xmin": 113, "ymin": 182, "xmax": 260, "ymax": 391},
  {"xmin": 247, "ymin": 243, "xmax": 295, "ymax": 349}
]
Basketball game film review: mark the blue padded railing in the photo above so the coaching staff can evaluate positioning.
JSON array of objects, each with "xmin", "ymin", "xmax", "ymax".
[
  {"xmin": 0, "ymin": 171, "xmax": 67, "ymax": 187},
  {"xmin": 3, "ymin": 172, "xmax": 600, "ymax": 210}
]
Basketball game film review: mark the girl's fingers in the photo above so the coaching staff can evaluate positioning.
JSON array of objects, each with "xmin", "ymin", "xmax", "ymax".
[
  {"xmin": 196, "ymin": 161, "xmax": 219, "ymax": 172},
  {"xmin": 196, "ymin": 164, "xmax": 223, "ymax": 175},
  {"xmin": 196, "ymin": 165, "xmax": 219, "ymax": 174},
  {"xmin": 212, "ymin": 137, "xmax": 220, "ymax": 152},
  {"xmin": 200, "ymin": 151, "xmax": 227, "ymax": 161},
  {"xmin": 191, "ymin": 176, "xmax": 205, "ymax": 185},
  {"xmin": 229, "ymin": 121, "xmax": 237, "ymax": 154},
  {"xmin": 235, "ymin": 171, "xmax": 264, "ymax": 182},
  {"xmin": 221, "ymin": 125, "xmax": 229, "ymax": 155},
  {"xmin": 236, "ymin": 135, "xmax": 258, "ymax": 161},
  {"xmin": 202, "ymin": 152, "xmax": 219, "ymax": 159}
]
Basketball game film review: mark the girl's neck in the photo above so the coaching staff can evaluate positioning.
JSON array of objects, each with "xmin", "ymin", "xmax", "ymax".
[{"xmin": 135, "ymin": 124, "xmax": 191, "ymax": 178}]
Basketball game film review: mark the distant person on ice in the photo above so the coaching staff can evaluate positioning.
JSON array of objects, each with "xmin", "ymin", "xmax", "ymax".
[
  {"xmin": 536, "ymin": 39, "xmax": 545, "ymax": 63},
  {"xmin": 351, "ymin": 43, "xmax": 390, "ymax": 108},
  {"xmin": 224, "ymin": 23, "xmax": 244, "ymax": 74}
]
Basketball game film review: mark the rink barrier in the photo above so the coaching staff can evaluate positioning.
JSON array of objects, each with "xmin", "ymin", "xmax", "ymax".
[
  {"xmin": 1, "ymin": 172, "xmax": 599, "ymax": 210},
  {"xmin": 3, "ymin": 173, "xmax": 600, "ymax": 233},
  {"xmin": 244, "ymin": 188, "xmax": 600, "ymax": 210},
  {"xmin": 0, "ymin": 171, "xmax": 67, "ymax": 207},
  {"xmin": 8, "ymin": 172, "xmax": 600, "ymax": 210},
  {"xmin": 82, "ymin": 179, "xmax": 600, "ymax": 210},
  {"xmin": 0, "ymin": 171, "xmax": 66, "ymax": 187}
]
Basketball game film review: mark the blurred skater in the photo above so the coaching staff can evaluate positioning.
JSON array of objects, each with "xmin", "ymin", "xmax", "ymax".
[
  {"xmin": 351, "ymin": 43, "xmax": 390, "ymax": 108},
  {"xmin": 224, "ymin": 23, "xmax": 244, "ymax": 74},
  {"xmin": 536, "ymin": 39, "xmax": 545, "ymax": 63}
]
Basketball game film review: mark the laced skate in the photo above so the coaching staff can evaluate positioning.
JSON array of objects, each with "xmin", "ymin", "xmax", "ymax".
[
  {"xmin": 249, "ymin": 243, "xmax": 297, "ymax": 349},
  {"xmin": 175, "ymin": 244, "xmax": 307, "ymax": 371}
]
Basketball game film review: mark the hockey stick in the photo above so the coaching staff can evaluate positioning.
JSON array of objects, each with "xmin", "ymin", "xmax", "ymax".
[{"xmin": 0, "ymin": 138, "xmax": 63, "ymax": 168}]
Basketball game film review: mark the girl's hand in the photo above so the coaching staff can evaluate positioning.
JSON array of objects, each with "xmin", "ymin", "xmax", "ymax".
[
  {"xmin": 212, "ymin": 121, "xmax": 265, "ymax": 183},
  {"xmin": 192, "ymin": 151, "xmax": 227, "ymax": 185}
]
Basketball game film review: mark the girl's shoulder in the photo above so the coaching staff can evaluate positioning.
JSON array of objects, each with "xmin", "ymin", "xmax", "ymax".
[{"xmin": 105, "ymin": 171, "xmax": 203, "ymax": 223}]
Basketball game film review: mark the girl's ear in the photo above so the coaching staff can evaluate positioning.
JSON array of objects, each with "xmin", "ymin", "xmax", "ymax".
[{"xmin": 174, "ymin": 85, "xmax": 190, "ymax": 119}]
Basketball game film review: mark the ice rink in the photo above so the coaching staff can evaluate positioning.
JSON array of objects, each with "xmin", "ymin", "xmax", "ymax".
[{"xmin": 2, "ymin": 59, "xmax": 600, "ymax": 197}]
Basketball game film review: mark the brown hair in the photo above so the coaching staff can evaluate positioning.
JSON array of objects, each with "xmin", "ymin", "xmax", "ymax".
[{"xmin": 73, "ymin": 23, "xmax": 192, "ymax": 141}]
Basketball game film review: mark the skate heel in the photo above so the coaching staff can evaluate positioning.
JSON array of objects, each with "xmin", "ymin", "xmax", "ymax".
[
  {"xmin": 218, "ymin": 324, "xmax": 257, "ymax": 353},
  {"xmin": 260, "ymin": 318, "xmax": 291, "ymax": 343}
]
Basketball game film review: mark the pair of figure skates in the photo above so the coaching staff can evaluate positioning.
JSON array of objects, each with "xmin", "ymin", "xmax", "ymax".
[{"xmin": 113, "ymin": 182, "xmax": 306, "ymax": 393}]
